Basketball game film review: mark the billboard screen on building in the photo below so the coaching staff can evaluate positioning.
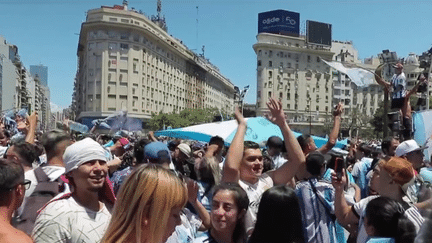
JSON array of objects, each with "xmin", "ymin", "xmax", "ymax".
[
  {"xmin": 306, "ymin": 20, "xmax": 332, "ymax": 46},
  {"xmin": 258, "ymin": 10, "xmax": 300, "ymax": 37}
]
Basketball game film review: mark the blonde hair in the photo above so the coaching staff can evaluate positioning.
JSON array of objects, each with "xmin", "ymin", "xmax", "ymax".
[
  {"xmin": 102, "ymin": 164, "xmax": 187, "ymax": 243},
  {"xmin": 198, "ymin": 156, "xmax": 221, "ymax": 185}
]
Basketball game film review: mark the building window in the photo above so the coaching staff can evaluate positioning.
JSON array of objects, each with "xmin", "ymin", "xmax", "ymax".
[
  {"xmin": 257, "ymin": 60, "xmax": 261, "ymax": 66},
  {"xmin": 287, "ymin": 93, "xmax": 290, "ymax": 100},
  {"xmin": 268, "ymin": 91, "xmax": 272, "ymax": 98},
  {"xmin": 269, "ymin": 61, "xmax": 272, "ymax": 67},
  {"xmin": 120, "ymin": 43, "xmax": 128, "ymax": 50},
  {"xmin": 269, "ymin": 50, "xmax": 273, "ymax": 57},
  {"xmin": 257, "ymin": 91, "xmax": 261, "ymax": 98},
  {"xmin": 279, "ymin": 92, "xmax": 283, "ymax": 99},
  {"xmin": 269, "ymin": 71, "xmax": 272, "ymax": 78}
]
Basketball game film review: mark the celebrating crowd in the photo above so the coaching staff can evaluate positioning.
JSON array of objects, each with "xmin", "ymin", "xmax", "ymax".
[{"xmin": 0, "ymin": 96, "xmax": 431, "ymax": 243}]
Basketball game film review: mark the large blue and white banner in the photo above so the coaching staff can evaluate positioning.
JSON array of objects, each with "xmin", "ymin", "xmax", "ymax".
[{"xmin": 413, "ymin": 110, "xmax": 432, "ymax": 160}]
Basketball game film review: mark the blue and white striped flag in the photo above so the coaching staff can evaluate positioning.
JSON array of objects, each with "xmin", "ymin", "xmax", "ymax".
[{"xmin": 321, "ymin": 59, "xmax": 375, "ymax": 87}]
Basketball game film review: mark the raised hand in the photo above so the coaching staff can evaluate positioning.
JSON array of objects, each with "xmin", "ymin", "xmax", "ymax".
[
  {"xmin": 333, "ymin": 102, "xmax": 344, "ymax": 117},
  {"xmin": 331, "ymin": 168, "xmax": 347, "ymax": 191},
  {"xmin": 186, "ymin": 178, "xmax": 199, "ymax": 204},
  {"xmin": 265, "ymin": 98, "xmax": 286, "ymax": 127},
  {"xmin": 234, "ymin": 106, "xmax": 246, "ymax": 126}
]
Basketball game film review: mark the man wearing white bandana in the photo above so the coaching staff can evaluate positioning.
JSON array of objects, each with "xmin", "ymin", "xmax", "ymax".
[{"xmin": 32, "ymin": 138, "xmax": 113, "ymax": 243}]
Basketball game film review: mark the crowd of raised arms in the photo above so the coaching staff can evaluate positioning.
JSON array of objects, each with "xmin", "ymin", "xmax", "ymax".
[{"xmin": 0, "ymin": 97, "xmax": 432, "ymax": 243}]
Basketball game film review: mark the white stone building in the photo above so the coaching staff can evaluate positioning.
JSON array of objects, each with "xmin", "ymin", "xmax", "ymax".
[
  {"xmin": 253, "ymin": 32, "xmax": 334, "ymax": 134},
  {"xmin": 74, "ymin": 2, "xmax": 235, "ymax": 126}
]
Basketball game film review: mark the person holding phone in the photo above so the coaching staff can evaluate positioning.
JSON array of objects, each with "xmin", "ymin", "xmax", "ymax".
[{"xmin": 295, "ymin": 152, "xmax": 353, "ymax": 243}]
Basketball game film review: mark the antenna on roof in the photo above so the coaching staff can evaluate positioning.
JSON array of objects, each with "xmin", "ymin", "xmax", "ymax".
[
  {"xmin": 196, "ymin": 6, "xmax": 199, "ymax": 51},
  {"xmin": 157, "ymin": 0, "xmax": 162, "ymax": 19}
]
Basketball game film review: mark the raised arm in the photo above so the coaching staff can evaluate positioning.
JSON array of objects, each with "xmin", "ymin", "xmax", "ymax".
[
  {"xmin": 265, "ymin": 98, "xmax": 305, "ymax": 185},
  {"xmin": 332, "ymin": 169, "xmax": 359, "ymax": 225},
  {"xmin": 148, "ymin": 131, "xmax": 158, "ymax": 142},
  {"xmin": 25, "ymin": 112, "xmax": 38, "ymax": 144},
  {"xmin": 374, "ymin": 64, "xmax": 391, "ymax": 92},
  {"xmin": 186, "ymin": 178, "xmax": 211, "ymax": 230},
  {"xmin": 318, "ymin": 103, "xmax": 343, "ymax": 154},
  {"xmin": 221, "ymin": 107, "xmax": 247, "ymax": 183},
  {"xmin": 406, "ymin": 74, "xmax": 428, "ymax": 99}
]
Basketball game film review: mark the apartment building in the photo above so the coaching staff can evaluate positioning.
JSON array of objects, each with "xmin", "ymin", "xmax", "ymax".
[
  {"xmin": 74, "ymin": 2, "xmax": 235, "ymax": 126},
  {"xmin": 253, "ymin": 32, "xmax": 335, "ymax": 134}
]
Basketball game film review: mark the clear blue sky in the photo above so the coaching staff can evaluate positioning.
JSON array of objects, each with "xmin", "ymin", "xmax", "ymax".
[{"xmin": 1, "ymin": 0, "xmax": 431, "ymax": 111}]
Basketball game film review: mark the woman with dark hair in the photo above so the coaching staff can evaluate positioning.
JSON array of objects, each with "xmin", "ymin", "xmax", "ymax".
[
  {"xmin": 194, "ymin": 182, "xmax": 249, "ymax": 243},
  {"xmin": 249, "ymin": 185, "xmax": 304, "ymax": 243},
  {"xmin": 364, "ymin": 197, "xmax": 416, "ymax": 243}
]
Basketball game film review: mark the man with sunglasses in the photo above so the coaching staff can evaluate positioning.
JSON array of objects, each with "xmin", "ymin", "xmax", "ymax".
[{"xmin": 0, "ymin": 159, "xmax": 32, "ymax": 242}]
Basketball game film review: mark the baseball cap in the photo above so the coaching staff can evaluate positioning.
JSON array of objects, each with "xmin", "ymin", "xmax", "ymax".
[
  {"xmin": 177, "ymin": 143, "xmax": 191, "ymax": 158},
  {"xmin": 381, "ymin": 157, "xmax": 414, "ymax": 188},
  {"xmin": 393, "ymin": 63, "xmax": 403, "ymax": 69},
  {"xmin": 395, "ymin": 139, "xmax": 428, "ymax": 157},
  {"xmin": 144, "ymin": 142, "xmax": 171, "ymax": 163}
]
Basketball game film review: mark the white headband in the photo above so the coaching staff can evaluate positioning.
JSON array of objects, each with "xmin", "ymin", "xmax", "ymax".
[{"xmin": 63, "ymin": 138, "xmax": 107, "ymax": 173}]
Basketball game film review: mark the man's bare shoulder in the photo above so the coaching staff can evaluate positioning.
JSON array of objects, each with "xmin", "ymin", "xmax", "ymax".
[{"xmin": 0, "ymin": 228, "xmax": 33, "ymax": 243}]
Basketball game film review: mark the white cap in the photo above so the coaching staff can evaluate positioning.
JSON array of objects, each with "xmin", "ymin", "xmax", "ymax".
[
  {"xmin": 395, "ymin": 139, "xmax": 427, "ymax": 157},
  {"xmin": 177, "ymin": 143, "xmax": 191, "ymax": 158}
]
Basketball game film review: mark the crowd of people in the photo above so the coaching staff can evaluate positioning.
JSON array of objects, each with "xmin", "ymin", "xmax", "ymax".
[{"xmin": 0, "ymin": 96, "xmax": 432, "ymax": 243}]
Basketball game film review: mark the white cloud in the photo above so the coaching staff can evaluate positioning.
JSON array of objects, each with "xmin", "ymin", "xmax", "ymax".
[{"xmin": 50, "ymin": 102, "xmax": 64, "ymax": 113}]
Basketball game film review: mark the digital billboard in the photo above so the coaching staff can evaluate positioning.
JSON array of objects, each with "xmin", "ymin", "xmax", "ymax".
[
  {"xmin": 258, "ymin": 10, "xmax": 300, "ymax": 37},
  {"xmin": 306, "ymin": 20, "xmax": 332, "ymax": 46}
]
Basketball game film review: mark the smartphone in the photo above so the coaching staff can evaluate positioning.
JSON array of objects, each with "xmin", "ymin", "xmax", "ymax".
[{"xmin": 334, "ymin": 157, "xmax": 344, "ymax": 180}]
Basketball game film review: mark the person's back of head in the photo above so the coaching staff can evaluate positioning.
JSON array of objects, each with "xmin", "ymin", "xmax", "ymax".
[
  {"xmin": 197, "ymin": 156, "xmax": 221, "ymax": 186},
  {"xmin": 209, "ymin": 136, "xmax": 224, "ymax": 147},
  {"xmin": 133, "ymin": 138, "xmax": 151, "ymax": 165},
  {"xmin": 7, "ymin": 142, "xmax": 38, "ymax": 169},
  {"xmin": 266, "ymin": 136, "xmax": 284, "ymax": 156},
  {"xmin": 365, "ymin": 197, "xmax": 416, "ymax": 243},
  {"xmin": 103, "ymin": 164, "xmax": 187, "ymax": 243},
  {"xmin": 41, "ymin": 129, "xmax": 70, "ymax": 162},
  {"xmin": 297, "ymin": 135, "xmax": 312, "ymax": 153},
  {"xmin": 305, "ymin": 151, "xmax": 326, "ymax": 177},
  {"xmin": 249, "ymin": 185, "xmax": 305, "ymax": 243}
]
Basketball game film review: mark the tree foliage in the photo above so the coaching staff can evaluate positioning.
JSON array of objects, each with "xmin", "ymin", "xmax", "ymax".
[{"xmin": 148, "ymin": 107, "xmax": 232, "ymax": 131}]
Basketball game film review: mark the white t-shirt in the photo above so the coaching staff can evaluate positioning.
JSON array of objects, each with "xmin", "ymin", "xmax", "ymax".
[
  {"xmin": 353, "ymin": 195, "xmax": 424, "ymax": 243},
  {"xmin": 271, "ymin": 154, "xmax": 288, "ymax": 169},
  {"xmin": 239, "ymin": 173, "xmax": 274, "ymax": 233},
  {"xmin": 32, "ymin": 196, "xmax": 111, "ymax": 243}
]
